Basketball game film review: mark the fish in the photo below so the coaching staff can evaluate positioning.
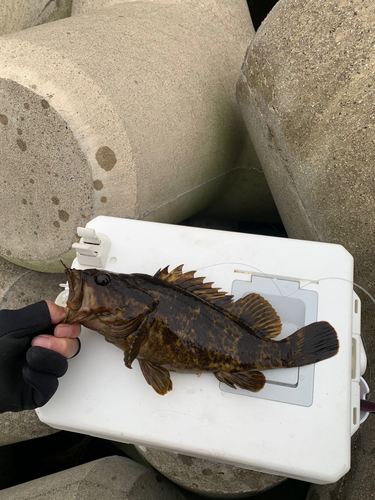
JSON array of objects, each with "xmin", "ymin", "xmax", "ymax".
[{"xmin": 62, "ymin": 265, "xmax": 339, "ymax": 395}]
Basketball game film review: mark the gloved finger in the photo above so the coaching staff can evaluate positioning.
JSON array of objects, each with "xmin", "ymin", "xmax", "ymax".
[
  {"xmin": 32, "ymin": 335, "xmax": 80, "ymax": 359},
  {"xmin": 45, "ymin": 300, "xmax": 67, "ymax": 325},
  {"xmin": 26, "ymin": 346, "xmax": 68, "ymax": 377},
  {"xmin": 22, "ymin": 364, "xmax": 59, "ymax": 408},
  {"xmin": 54, "ymin": 323, "xmax": 81, "ymax": 339},
  {"xmin": 0, "ymin": 301, "xmax": 50, "ymax": 338}
]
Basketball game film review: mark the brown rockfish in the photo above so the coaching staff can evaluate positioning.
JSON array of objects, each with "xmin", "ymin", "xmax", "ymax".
[{"xmin": 63, "ymin": 265, "xmax": 339, "ymax": 395}]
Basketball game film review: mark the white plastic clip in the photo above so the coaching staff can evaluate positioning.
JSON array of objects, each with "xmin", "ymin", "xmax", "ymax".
[{"xmin": 72, "ymin": 227, "xmax": 111, "ymax": 268}]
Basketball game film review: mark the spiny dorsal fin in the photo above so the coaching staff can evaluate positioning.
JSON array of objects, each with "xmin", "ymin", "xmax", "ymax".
[
  {"xmin": 154, "ymin": 265, "xmax": 233, "ymax": 308},
  {"xmin": 227, "ymin": 293, "xmax": 282, "ymax": 339},
  {"xmin": 155, "ymin": 265, "xmax": 184, "ymax": 283}
]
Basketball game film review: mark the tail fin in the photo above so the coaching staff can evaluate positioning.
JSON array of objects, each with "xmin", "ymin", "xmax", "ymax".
[{"xmin": 283, "ymin": 321, "xmax": 339, "ymax": 368}]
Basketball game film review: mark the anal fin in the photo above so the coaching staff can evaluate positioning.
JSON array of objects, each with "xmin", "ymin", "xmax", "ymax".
[
  {"xmin": 215, "ymin": 370, "xmax": 266, "ymax": 392},
  {"xmin": 138, "ymin": 359, "xmax": 173, "ymax": 395}
]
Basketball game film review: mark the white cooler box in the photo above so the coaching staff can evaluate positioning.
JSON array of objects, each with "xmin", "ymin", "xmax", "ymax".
[{"xmin": 37, "ymin": 216, "xmax": 366, "ymax": 484}]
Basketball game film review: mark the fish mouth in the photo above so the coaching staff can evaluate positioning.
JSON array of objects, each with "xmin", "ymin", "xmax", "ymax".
[
  {"xmin": 63, "ymin": 268, "xmax": 89, "ymax": 324},
  {"xmin": 63, "ymin": 268, "xmax": 121, "ymax": 327}
]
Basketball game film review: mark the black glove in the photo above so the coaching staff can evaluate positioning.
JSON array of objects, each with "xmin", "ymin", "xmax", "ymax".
[{"xmin": 0, "ymin": 301, "xmax": 69, "ymax": 413}]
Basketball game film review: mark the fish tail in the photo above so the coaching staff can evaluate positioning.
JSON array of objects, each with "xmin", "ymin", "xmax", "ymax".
[{"xmin": 283, "ymin": 321, "xmax": 339, "ymax": 367}]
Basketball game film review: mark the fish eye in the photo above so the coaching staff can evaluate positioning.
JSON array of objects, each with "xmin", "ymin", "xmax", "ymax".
[{"xmin": 95, "ymin": 273, "xmax": 111, "ymax": 286}]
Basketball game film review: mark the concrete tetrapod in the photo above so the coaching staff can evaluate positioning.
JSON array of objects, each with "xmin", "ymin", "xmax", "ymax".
[
  {"xmin": 237, "ymin": 1, "xmax": 375, "ymax": 498},
  {"xmin": 0, "ymin": 0, "xmax": 72, "ymax": 36},
  {"xmin": 71, "ymin": 0, "xmax": 181, "ymax": 15},
  {"xmin": 135, "ymin": 446, "xmax": 286, "ymax": 498},
  {"xmin": 0, "ymin": 456, "xmax": 186, "ymax": 500},
  {"xmin": 0, "ymin": 258, "xmax": 65, "ymax": 310},
  {"xmin": 237, "ymin": 0, "xmax": 375, "ymax": 255},
  {"xmin": 0, "ymin": 0, "xmax": 273, "ymax": 273}
]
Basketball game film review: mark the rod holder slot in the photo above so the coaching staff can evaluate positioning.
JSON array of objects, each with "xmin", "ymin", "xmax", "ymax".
[{"xmin": 72, "ymin": 227, "xmax": 111, "ymax": 268}]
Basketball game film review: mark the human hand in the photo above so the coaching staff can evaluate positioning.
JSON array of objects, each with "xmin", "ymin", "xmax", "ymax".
[
  {"xmin": 0, "ymin": 300, "xmax": 81, "ymax": 413},
  {"xmin": 32, "ymin": 300, "xmax": 81, "ymax": 359}
]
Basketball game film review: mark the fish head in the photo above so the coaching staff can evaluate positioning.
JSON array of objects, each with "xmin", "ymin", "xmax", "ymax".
[
  {"xmin": 63, "ymin": 267, "xmax": 155, "ymax": 337},
  {"xmin": 64, "ymin": 268, "xmax": 116, "ymax": 324}
]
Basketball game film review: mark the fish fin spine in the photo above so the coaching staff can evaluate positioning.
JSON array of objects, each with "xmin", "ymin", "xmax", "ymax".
[
  {"xmin": 283, "ymin": 321, "xmax": 339, "ymax": 367},
  {"xmin": 215, "ymin": 370, "xmax": 266, "ymax": 392},
  {"xmin": 154, "ymin": 265, "xmax": 234, "ymax": 308}
]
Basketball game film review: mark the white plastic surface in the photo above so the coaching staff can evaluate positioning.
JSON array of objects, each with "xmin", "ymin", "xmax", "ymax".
[
  {"xmin": 72, "ymin": 227, "xmax": 111, "ymax": 268},
  {"xmin": 37, "ymin": 216, "xmax": 359, "ymax": 484},
  {"xmin": 350, "ymin": 292, "xmax": 363, "ymax": 435}
]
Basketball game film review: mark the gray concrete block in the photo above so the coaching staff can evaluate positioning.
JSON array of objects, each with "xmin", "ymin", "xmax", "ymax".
[
  {"xmin": 0, "ymin": 411, "xmax": 58, "ymax": 447},
  {"xmin": 0, "ymin": 455, "xmax": 186, "ymax": 499},
  {"xmin": 198, "ymin": 136, "xmax": 281, "ymax": 223},
  {"xmin": 72, "ymin": 0, "xmax": 181, "ymax": 16},
  {"xmin": 306, "ymin": 482, "xmax": 342, "ymax": 500},
  {"xmin": 135, "ymin": 446, "xmax": 285, "ymax": 498},
  {"xmin": 0, "ymin": 0, "xmax": 72, "ymax": 36},
  {"xmin": 76, "ymin": 0, "xmax": 280, "ymax": 223},
  {"xmin": 0, "ymin": 258, "xmax": 26, "ymax": 305},
  {"xmin": 0, "ymin": 261, "xmax": 65, "ymax": 310},
  {"xmin": 0, "ymin": 0, "xmax": 271, "ymax": 273},
  {"xmin": 237, "ymin": 0, "xmax": 375, "ymax": 248}
]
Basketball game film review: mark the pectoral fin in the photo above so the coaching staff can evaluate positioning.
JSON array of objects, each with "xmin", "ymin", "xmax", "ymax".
[
  {"xmin": 215, "ymin": 370, "xmax": 266, "ymax": 392},
  {"xmin": 123, "ymin": 312, "xmax": 155, "ymax": 368},
  {"xmin": 138, "ymin": 359, "xmax": 173, "ymax": 395},
  {"xmin": 124, "ymin": 331, "xmax": 145, "ymax": 369},
  {"xmin": 103, "ymin": 313, "xmax": 146, "ymax": 342}
]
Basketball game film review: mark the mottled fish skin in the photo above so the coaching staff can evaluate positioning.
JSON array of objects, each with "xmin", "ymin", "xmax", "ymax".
[
  {"xmin": 63, "ymin": 266, "xmax": 339, "ymax": 395},
  {"xmin": 127, "ymin": 275, "xmax": 281, "ymax": 372}
]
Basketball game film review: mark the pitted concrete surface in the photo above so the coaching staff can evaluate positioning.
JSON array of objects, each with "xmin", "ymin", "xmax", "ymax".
[
  {"xmin": 0, "ymin": 263, "xmax": 65, "ymax": 310},
  {"xmin": 0, "ymin": 410, "xmax": 58, "ymax": 447},
  {"xmin": 238, "ymin": 0, "xmax": 375, "ymax": 251},
  {"xmin": 136, "ymin": 446, "xmax": 285, "ymax": 498},
  {"xmin": 0, "ymin": 80, "xmax": 93, "ymax": 268}
]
